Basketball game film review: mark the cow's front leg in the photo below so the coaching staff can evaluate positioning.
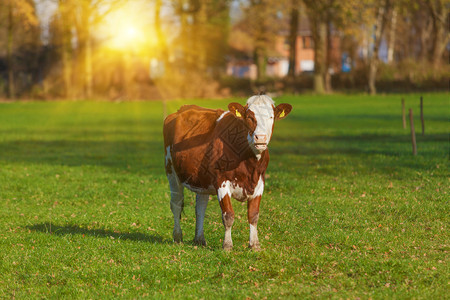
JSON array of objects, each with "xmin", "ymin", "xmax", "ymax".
[
  {"xmin": 247, "ymin": 196, "xmax": 261, "ymax": 251},
  {"xmin": 194, "ymin": 194, "xmax": 209, "ymax": 246},
  {"xmin": 218, "ymin": 193, "xmax": 234, "ymax": 251}
]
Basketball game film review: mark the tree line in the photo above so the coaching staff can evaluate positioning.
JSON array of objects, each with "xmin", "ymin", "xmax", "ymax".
[{"xmin": 0, "ymin": 0, "xmax": 448, "ymax": 99}]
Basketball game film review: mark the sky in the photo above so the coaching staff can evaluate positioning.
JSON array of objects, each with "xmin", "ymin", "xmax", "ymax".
[{"xmin": 34, "ymin": 0, "xmax": 57, "ymax": 44}]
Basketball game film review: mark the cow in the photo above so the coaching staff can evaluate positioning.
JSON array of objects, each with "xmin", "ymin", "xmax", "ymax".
[{"xmin": 163, "ymin": 94, "xmax": 292, "ymax": 250}]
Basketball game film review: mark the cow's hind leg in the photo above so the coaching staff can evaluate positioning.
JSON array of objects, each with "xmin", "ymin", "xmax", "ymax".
[
  {"xmin": 194, "ymin": 194, "xmax": 209, "ymax": 246},
  {"xmin": 168, "ymin": 173, "xmax": 184, "ymax": 243}
]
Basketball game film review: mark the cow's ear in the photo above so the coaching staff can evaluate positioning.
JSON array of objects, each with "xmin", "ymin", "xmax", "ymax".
[
  {"xmin": 274, "ymin": 103, "xmax": 292, "ymax": 120},
  {"xmin": 228, "ymin": 102, "xmax": 246, "ymax": 118}
]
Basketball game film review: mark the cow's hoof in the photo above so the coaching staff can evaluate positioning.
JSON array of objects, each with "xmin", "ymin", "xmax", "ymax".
[
  {"xmin": 249, "ymin": 242, "xmax": 261, "ymax": 251},
  {"xmin": 193, "ymin": 237, "xmax": 207, "ymax": 246},
  {"xmin": 173, "ymin": 230, "xmax": 183, "ymax": 243},
  {"xmin": 223, "ymin": 243, "xmax": 233, "ymax": 251}
]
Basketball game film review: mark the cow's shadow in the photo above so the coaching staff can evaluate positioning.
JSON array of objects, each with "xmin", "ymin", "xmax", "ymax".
[{"xmin": 28, "ymin": 223, "xmax": 170, "ymax": 244}]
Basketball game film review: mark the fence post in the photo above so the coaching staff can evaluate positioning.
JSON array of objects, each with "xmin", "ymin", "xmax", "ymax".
[
  {"xmin": 402, "ymin": 98, "xmax": 406, "ymax": 129},
  {"xmin": 420, "ymin": 96, "xmax": 425, "ymax": 136},
  {"xmin": 409, "ymin": 108, "xmax": 417, "ymax": 155}
]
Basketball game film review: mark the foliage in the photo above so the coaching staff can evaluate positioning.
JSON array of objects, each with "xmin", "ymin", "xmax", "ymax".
[
  {"xmin": 0, "ymin": 0, "xmax": 39, "ymax": 30},
  {"xmin": 0, "ymin": 0, "xmax": 40, "ymax": 98},
  {"xmin": 0, "ymin": 94, "xmax": 448, "ymax": 298},
  {"xmin": 376, "ymin": 60, "xmax": 450, "ymax": 91},
  {"xmin": 233, "ymin": 0, "xmax": 288, "ymax": 80},
  {"xmin": 0, "ymin": 0, "xmax": 448, "ymax": 98}
]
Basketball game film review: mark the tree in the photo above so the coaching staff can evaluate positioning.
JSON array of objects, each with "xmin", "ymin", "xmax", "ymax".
[
  {"xmin": 303, "ymin": 0, "xmax": 327, "ymax": 93},
  {"xmin": 0, "ymin": 0, "xmax": 38, "ymax": 98},
  {"xmin": 425, "ymin": 0, "xmax": 449, "ymax": 68},
  {"xmin": 54, "ymin": 0, "xmax": 76, "ymax": 98},
  {"xmin": 235, "ymin": 0, "xmax": 287, "ymax": 81},
  {"xmin": 386, "ymin": 6, "xmax": 397, "ymax": 63},
  {"xmin": 324, "ymin": 2, "xmax": 334, "ymax": 92},
  {"xmin": 287, "ymin": 0, "xmax": 299, "ymax": 78},
  {"xmin": 367, "ymin": 0, "xmax": 390, "ymax": 95},
  {"xmin": 70, "ymin": 0, "xmax": 124, "ymax": 98},
  {"xmin": 305, "ymin": 0, "xmax": 372, "ymax": 93},
  {"xmin": 154, "ymin": 0, "xmax": 169, "ymax": 69},
  {"xmin": 169, "ymin": 0, "xmax": 230, "ymax": 76}
]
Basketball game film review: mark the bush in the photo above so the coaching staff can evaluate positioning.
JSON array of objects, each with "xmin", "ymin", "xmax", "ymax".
[{"xmin": 376, "ymin": 60, "xmax": 450, "ymax": 92}]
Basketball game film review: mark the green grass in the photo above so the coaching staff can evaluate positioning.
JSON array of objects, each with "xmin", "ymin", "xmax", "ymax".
[{"xmin": 0, "ymin": 94, "xmax": 448, "ymax": 298}]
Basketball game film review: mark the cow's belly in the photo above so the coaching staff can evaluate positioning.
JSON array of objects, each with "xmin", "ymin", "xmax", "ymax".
[
  {"xmin": 171, "ymin": 145, "xmax": 216, "ymax": 193},
  {"xmin": 182, "ymin": 182, "xmax": 216, "ymax": 195}
]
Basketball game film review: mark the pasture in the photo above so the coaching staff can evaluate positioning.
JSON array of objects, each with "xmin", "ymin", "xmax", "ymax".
[{"xmin": 0, "ymin": 94, "xmax": 448, "ymax": 298}]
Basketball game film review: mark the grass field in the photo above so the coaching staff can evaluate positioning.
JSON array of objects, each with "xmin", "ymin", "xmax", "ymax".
[{"xmin": 0, "ymin": 94, "xmax": 448, "ymax": 298}]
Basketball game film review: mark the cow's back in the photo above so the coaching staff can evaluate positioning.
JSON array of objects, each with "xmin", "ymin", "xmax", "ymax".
[{"xmin": 164, "ymin": 105, "xmax": 224, "ymax": 148}]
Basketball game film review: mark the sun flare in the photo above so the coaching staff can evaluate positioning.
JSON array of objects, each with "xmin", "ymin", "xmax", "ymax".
[
  {"xmin": 125, "ymin": 26, "xmax": 138, "ymax": 38},
  {"xmin": 111, "ymin": 24, "xmax": 142, "ymax": 48},
  {"xmin": 98, "ymin": 4, "xmax": 158, "ymax": 52}
]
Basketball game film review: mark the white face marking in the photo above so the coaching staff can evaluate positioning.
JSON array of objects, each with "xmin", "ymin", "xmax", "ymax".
[
  {"xmin": 245, "ymin": 95, "xmax": 275, "ymax": 155},
  {"xmin": 248, "ymin": 103, "xmax": 274, "ymax": 141}
]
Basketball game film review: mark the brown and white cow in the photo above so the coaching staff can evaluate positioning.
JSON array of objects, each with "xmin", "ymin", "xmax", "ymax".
[{"xmin": 163, "ymin": 94, "xmax": 292, "ymax": 250}]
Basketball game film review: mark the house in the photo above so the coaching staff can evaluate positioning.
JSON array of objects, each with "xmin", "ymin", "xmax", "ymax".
[{"xmin": 227, "ymin": 18, "xmax": 342, "ymax": 78}]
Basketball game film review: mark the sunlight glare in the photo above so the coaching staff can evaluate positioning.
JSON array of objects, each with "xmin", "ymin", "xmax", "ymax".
[{"xmin": 99, "ymin": 4, "xmax": 158, "ymax": 52}]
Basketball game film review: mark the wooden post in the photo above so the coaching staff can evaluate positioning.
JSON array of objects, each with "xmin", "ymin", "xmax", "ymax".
[
  {"xmin": 409, "ymin": 108, "xmax": 417, "ymax": 155},
  {"xmin": 401, "ymin": 98, "xmax": 406, "ymax": 129},
  {"xmin": 420, "ymin": 96, "xmax": 425, "ymax": 136}
]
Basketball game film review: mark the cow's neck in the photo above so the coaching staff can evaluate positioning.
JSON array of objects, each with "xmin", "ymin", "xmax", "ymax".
[{"xmin": 212, "ymin": 114, "xmax": 269, "ymax": 175}]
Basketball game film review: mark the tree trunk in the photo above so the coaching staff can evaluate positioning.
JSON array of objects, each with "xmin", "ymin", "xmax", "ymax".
[
  {"xmin": 179, "ymin": 0, "xmax": 190, "ymax": 71},
  {"xmin": 193, "ymin": 0, "xmax": 207, "ymax": 73},
  {"xmin": 311, "ymin": 18, "xmax": 326, "ymax": 94},
  {"xmin": 77, "ymin": 2, "xmax": 93, "ymax": 99},
  {"xmin": 85, "ymin": 26, "xmax": 93, "ymax": 98},
  {"xmin": 368, "ymin": 3, "xmax": 388, "ymax": 95},
  {"xmin": 418, "ymin": 18, "xmax": 432, "ymax": 62},
  {"xmin": 368, "ymin": 58, "xmax": 378, "ymax": 95},
  {"xmin": 155, "ymin": 0, "xmax": 169, "ymax": 68},
  {"xmin": 387, "ymin": 8, "xmax": 397, "ymax": 63},
  {"xmin": 427, "ymin": 0, "xmax": 448, "ymax": 68},
  {"xmin": 62, "ymin": 43, "xmax": 73, "ymax": 98},
  {"xmin": 324, "ymin": 18, "xmax": 332, "ymax": 93},
  {"xmin": 288, "ymin": 0, "xmax": 299, "ymax": 78},
  {"xmin": 59, "ymin": 0, "xmax": 73, "ymax": 98},
  {"xmin": 7, "ymin": 3, "xmax": 15, "ymax": 99}
]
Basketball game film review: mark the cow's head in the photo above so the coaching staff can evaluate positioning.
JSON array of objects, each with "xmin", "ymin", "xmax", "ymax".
[{"xmin": 228, "ymin": 95, "xmax": 292, "ymax": 156}]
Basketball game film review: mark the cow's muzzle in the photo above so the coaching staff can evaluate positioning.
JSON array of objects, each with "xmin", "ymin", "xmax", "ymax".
[
  {"xmin": 254, "ymin": 143, "xmax": 267, "ymax": 151},
  {"xmin": 253, "ymin": 134, "xmax": 268, "ymax": 152}
]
